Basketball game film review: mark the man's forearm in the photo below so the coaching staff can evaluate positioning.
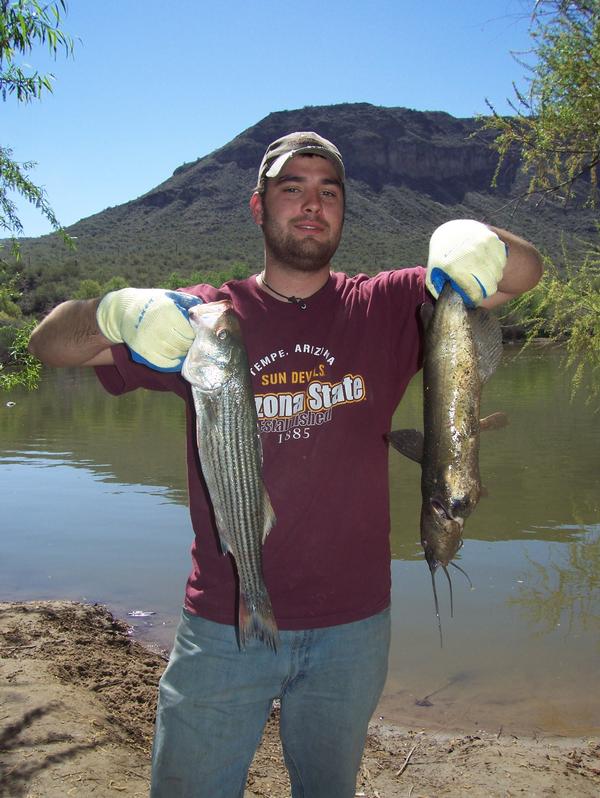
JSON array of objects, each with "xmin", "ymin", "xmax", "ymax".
[
  {"xmin": 28, "ymin": 298, "xmax": 115, "ymax": 367},
  {"xmin": 483, "ymin": 226, "xmax": 543, "ymax": 309}
]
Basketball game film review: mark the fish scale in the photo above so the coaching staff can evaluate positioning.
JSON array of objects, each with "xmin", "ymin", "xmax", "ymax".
[
  {"xmin": 200, "ymin": 386, "xmax": 265, "ymax": 583},
  {"xmin": 182, "ymin": 299, "xmax": 279, "ymax": 651}
]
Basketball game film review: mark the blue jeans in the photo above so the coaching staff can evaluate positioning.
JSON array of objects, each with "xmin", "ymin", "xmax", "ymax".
[{"xmin": 150, "ymin": 607, "xmax": 391, "ymax": 798}]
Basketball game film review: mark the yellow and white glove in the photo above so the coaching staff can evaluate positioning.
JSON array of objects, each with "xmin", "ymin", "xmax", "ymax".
[
  {"xmin": 96, "ymin": 288, "xmax": 203, "ymax": 372},
  {"xmin": 426, "ymin": 219, "xmax": 507, "ymax": 307}
]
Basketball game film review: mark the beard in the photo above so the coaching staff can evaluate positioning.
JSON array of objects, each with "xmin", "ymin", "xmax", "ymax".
[{"xmin": 261, "ymin": 207, "xmax": 342, "ymax": 272}]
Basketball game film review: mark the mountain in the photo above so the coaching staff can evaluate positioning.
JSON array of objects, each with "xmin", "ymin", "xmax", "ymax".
[{"xmin": 13, "ymin": 102, "xmax": 597, "ymax": 314}]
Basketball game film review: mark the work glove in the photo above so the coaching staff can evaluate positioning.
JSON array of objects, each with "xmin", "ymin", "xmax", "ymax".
[
  {"xmin": 96, "ymin": 288, "xmax": 203, "ymax": 372},
  {"xmin": 426, "ymin": 219, "xmax": 507, "ymax": 307}
]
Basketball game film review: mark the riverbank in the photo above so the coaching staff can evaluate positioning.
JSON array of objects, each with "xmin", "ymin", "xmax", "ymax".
[{"xmin": 1, "ymin": 600, "xmax": 598, "ymax": 797}]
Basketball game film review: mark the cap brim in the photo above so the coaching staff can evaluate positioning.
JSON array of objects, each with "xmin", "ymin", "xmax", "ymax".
[{"xmin": 265, "ymin": 147, "xmax": 344, "ymax": 180}]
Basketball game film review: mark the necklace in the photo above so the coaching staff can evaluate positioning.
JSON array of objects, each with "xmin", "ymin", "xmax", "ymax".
[{"xmin": 259, "ymin": 273, "xmax": 328, "ymax": 311}]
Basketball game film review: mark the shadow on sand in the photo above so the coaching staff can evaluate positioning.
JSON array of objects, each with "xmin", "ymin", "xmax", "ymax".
[{"xmin": 0, "ymin": 702, "xmax": 106, "ymax": 797}]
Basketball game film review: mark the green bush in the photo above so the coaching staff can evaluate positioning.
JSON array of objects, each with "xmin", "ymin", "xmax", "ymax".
[{"xmin": 0, "ymin": 319, "xmax": 41, "ymax": 391}]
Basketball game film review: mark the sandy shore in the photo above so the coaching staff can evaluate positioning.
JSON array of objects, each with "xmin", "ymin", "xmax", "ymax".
[{"xmin": 0, "ymin": 601, "xmax": 598, "ymax": 797}]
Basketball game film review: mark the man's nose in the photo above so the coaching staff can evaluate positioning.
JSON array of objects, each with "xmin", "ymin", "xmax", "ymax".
[{"xmin": 302, "ymin": 189, "xmax": 323, "ymax": 214}]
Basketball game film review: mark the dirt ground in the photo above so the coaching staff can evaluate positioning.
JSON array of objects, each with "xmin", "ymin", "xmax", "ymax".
[{"xmin": 0, "ymin": 601, "xmax": 598, "ymax": 797}]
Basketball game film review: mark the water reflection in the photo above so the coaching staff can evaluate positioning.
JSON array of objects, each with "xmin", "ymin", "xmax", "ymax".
[
  {"xmin": 1, "ymin": 347, "xmax": 599, "ymax": 735},
  {"xmin": 389, "ymin": 345, "xmax": 600, "ymax": 556},
  {"xmin": 509, "ymin": 523, "xmax": 600, "ymax": 640},
  {"xmin": 1, "ymin": 368, "xmax": 189, "ymax": 502}
]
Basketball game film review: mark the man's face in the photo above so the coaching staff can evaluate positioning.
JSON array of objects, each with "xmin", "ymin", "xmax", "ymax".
[{"xmin": 250, "ymin": 155, "xmax": 344, "ymax": 272}]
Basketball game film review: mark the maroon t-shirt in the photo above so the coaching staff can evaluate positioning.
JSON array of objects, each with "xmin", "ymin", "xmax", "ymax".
[{"xmin": 96, "ymin": 268, "xmax": 427, "ymax": 629}]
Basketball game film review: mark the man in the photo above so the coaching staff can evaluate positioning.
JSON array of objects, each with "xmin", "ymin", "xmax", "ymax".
[{"xmin": 29, "ymin": 132, "xmax": 543, "ymax": 798}]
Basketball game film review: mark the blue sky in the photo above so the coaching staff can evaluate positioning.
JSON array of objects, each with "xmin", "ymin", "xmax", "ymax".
[{"xmin": 4, "ymin": 0, "xmax": 537, "ymax": 238}]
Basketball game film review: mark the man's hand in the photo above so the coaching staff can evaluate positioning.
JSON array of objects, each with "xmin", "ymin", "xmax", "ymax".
[
  {"xmin": 426, "ymin": 219, "xmax": 507, "ymax": 307},
  {"xmin": 96, "ymin": 288, "xmax": 203, "ymax": 372}
]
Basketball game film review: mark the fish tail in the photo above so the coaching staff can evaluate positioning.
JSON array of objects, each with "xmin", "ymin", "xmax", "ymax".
[{"xmin": 238, "ymin": 592, "xmax": 279, "ymax": 652}]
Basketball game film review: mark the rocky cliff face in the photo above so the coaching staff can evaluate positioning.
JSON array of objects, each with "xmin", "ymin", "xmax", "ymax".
[
  {"xmin": 15, "ymin": 102, "xmax": 595, "ymax": 310},
  {"xmin": 207, "ymin": 103, "xmax": 519, "ymax": 201}
]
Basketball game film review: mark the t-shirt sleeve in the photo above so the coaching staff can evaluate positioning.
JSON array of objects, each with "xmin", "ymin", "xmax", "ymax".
[
  {"xmin": 377, "ymin": 265, "xmax": 428, "ymax": 310},
  {"xmin": 362, "ymin": 266, "xmax": 428, "ymax": 402},
  {"xmin": 388, "ymin": 265, "xmax": 428, "ymax": 377},
  {"xmin": 95, "ymin": 343, "xmax": 185, "ymax": 396}
]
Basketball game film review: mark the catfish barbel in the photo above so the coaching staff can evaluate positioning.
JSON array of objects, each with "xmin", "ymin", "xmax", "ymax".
[
  {"xmin": 388, "ymin": 282, "xmax": 506, "ymax": 643},
  {"xmin": 182, "ymin": 299, "xmax": 279, "ymax": 650}
]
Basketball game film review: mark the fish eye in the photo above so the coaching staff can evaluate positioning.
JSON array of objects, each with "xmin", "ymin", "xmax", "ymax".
[{"xmin": 216, "ymin": 328, "xmax": 229, "ymax": 341}]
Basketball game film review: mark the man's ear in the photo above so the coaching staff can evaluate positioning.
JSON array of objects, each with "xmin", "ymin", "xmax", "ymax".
[{"xmin": 249, "ymin": 192, "xmax": 264, "ymax": 226}]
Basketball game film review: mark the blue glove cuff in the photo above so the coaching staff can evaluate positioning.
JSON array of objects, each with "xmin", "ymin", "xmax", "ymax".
[
  {"xmin": 166, "ymin": 291, "xmax": 204, "ymax": 318},
  {"xmin": 130, "ymin": 349, "xmax": 187, "ymax": 372},
  {"xmin": 429, "ymin": 267, "xmax": 486, "ymax": 309}
]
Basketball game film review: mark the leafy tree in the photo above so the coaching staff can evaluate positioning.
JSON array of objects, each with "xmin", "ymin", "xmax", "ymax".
[
  {"xmin": 73, "ymin": 278, "xmax": 102, "ymax": 299},
  {"xmin": 484, "ymin": 1, "xmax": 600, "ymax": 205},
  {"xmin": 160, "ymin": 272, "xmax": 187, "ymax": 291},
  {"xmin": 1, "ymin": 0, "xmax": 74, "ymax": 246},
  {"xmin": 0, "ymin": 318, "xmax": 40, "ymax": 390},
  {"xmin": 0, "ymin": 263, "xmax": 21, "ymax": 320},
  {"xmin": 484, "ymin": 1, "xmax": 600, "ymax": 405},
  {"xmin": 1, "ymin": 0, "xmax": 74, "ymax": 389},
  {"xmin": 101, "ymin": 275, "xmax": 128, "ymax": 294},
  {"xmin": 510, "ymin": 244, "xmax": 600, "ymax": 405}
]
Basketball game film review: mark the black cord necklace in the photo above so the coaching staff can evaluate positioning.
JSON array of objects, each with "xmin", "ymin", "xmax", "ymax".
[{"xmin": 259, "ymin": 273, "xmax": 318, "ymax": 310}]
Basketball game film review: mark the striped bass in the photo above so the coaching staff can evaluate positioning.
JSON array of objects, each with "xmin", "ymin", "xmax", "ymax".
[
  {"xmin": 388, "ymin": 282, "xmax": 506, "ymax": 642},
  {"xmin": 182, "ymin": 299, "xmax": 278, "ymax": 650}
]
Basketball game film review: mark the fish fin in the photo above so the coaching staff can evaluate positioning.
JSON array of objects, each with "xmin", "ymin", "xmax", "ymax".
[
  {"xmin": 387, "ymin": 429, "xmax": 424, "ymax": 464},
  {"xmin": 420, "ymin": 301, "xmax": 434, "ymax": 331},
  {"xmin": 480, "ymin": 411, "xmax": 509, "ymax": 431},
  {"xmin": 217, "ymin": 536, "xmax": 232, "ymax": 555},
  {"xmin": 197, "ymin": 389, "xmax": 223, "ymax": 428},
  {"xmin": 238, "ymin": 591, "xmax": 279, "ymax": 652},
  {"xmin": 470, "ymin": 307, "xmax": 503, "ymax": 383},
  {"xmin": 215, "ymin": 522, "xmax": 233, "ymax": 555},
  {"xmin": 209, "ymin": 505, "xmax": 232, "ymax": 555},
  {"xmin": 261, "ymin": 488, "xmax": 276, "ymax": 544}
]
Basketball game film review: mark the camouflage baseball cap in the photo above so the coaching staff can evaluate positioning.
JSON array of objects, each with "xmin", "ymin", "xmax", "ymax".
[{"xmin": 256, "ymin": 131, "xmax": 345, "ymax": 191}]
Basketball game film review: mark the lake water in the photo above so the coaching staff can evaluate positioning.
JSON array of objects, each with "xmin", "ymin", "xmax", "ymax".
[{"xmin": 1, "ymin": 346, "xmax": 598, "ymax": 738}]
